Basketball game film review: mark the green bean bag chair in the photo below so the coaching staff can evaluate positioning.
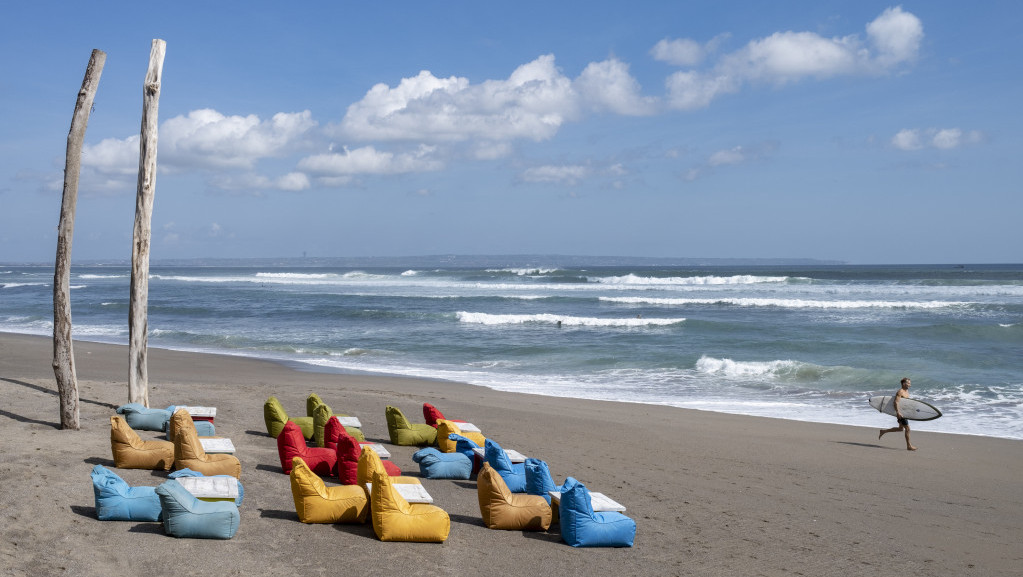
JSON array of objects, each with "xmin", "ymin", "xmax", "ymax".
[
  {"xmin": 263, "ymin": 396, "xmax": 314, "ymax": 440},
  {"xmin": 384, "ymin": 406, "xmax": 437, "ymax": 446}
]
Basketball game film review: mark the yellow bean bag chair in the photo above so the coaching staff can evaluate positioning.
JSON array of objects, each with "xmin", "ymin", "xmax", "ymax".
[
  {"xmin": 370, "ymin": 470, "xmax": 450, "ymax": 542},
  {"xmin": 436, "ymin": 419, "xmax": 486, "ymax": 453},
  {"xmin": 110, "ymin": 415, "xmax": 174, "ymax": 471},
  {"xmin": 290, "ymin": 457, "xmax": 368, "ymax": 524},
  {"xmin": 477, "ymin": 463, "xmax": 552, "ymax": 531},
  {"xmin": 384, "ymin": 406, "xmax": 437, "ymax": 446},
  {"xmin": 263, "ymin": 396, "xmax": 314, "ymax": 440},
  {"xmin": 357, "ymin": 447, "xmax": 421, "ymax": 487},
  {"xmin": 172, "ymin": 412, "xmax": 241, "ymax": 479}
]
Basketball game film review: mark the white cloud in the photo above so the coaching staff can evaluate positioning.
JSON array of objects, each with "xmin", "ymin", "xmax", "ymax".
[
  {"xmin": 685, "ymin": 142, "xmax": 777, "ymax": 181},
  {"xmin": 651, "ymin": 34, "xmax": 729, "ymax": 67},
  {"xmin": 575, "ymin": 59, "xmax": 658, "ymax": 116},
  {"xmin": 665, "ymin": 7, "xmax": 923, "ymax": 110},
  {"xmin": 891, "ymin": 128, "xmax": 982, "ymax": 151},
  {"xmin": 160, "ymin": 109, "xmax": 316, "ymax": 169},
  {"xmin": 519, "ymin": 164, "xmax": 590, "ymax": 185},
  {"xmin": 297, "ymin": 145, "xmax": 442, "ymax": 176},
  {"xmin": 340, "ymin": 55, "xmax": 579, "ymax": 143}
]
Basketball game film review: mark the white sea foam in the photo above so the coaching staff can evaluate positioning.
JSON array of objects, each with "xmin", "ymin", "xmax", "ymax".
[
  {"xmin": 401, "ymin": 270, "xmax": 418, "ymax": 276},
  {"xmin": 696, "ymin": 356, "xmax": 805, "ymax": 378},
  {"xmin": 1, "ymin": 282, "xmax": 47, "ymax": 289},
  {"xmin": 487, "ymin": 268, "xmax": 561, "ymax": 275},
  {"xmin": 591, "ymin": 274, "xmax": 792, "ymax": 286},
  {"xmin": 78, "ymin": 274, "xmax": 126, "ymax": 279},
  {"xmin": 601, "ymin": 296, "xmax": 972, "ymax": 309},
  {"xmin": 455, "ymin": 311, "xmax": 685, "ymax": 327}
]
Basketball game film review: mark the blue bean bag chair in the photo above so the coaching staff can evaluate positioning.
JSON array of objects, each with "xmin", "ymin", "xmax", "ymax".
[
  {"xmin": 90, "ymin": 465, "xmax": 162, "ymax": 522},
  {"xmin": 412, "ymin": 448, "xmax": 473, "ymax": 479},
  {"xmin": 524, "ymin": 458, "xmax": 567, "ymax": 504},
  {"xmin": 154, "ymin": 479, "xmax": 240, "ymax": 539},
  {"xmin": 168, "ymin": 469, "xmax": 245, "ymax": 506},
  {"xmin": 484, "ymin": 439, "xmax": 526, "ymax": 493},
  {"xmin": 116, "ymin": 403, "xmax": 173, "ymax": 432},
  {"xmin": 558, "ymin": 477, "xmax": 636, "ymax": 548}
]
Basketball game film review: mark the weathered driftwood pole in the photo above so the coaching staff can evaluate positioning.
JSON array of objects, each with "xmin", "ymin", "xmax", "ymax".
[
  {"xmin": 128, "ymin": 39, "xmax": 166, "ymax": 406},
  {"xmin": 53, "ymin": 49, "xmax": 106, "ymax": 431}
]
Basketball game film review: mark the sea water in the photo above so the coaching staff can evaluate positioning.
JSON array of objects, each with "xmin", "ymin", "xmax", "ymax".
[{"xmin": 3, "ymin": 260, "xmax": 1021, "ymax": 439}]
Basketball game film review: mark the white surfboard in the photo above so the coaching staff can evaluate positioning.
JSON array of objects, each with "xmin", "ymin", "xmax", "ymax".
[{"xmin": 868, "ymin": 395, "xmax": 942, "ymax": 421}]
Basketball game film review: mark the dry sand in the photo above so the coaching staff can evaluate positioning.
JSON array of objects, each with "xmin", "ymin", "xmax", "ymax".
[{"xmin": 1, "ymin": 332, "xmax": 1021, "ymax": 576}]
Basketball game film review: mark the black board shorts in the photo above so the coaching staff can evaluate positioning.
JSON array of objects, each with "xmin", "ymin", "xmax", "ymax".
[{"xmin": 897, "ymin": 417, "xmax": 909, "ymax": 426}]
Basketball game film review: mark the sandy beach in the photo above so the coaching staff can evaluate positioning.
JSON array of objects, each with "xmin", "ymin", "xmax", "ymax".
[{"xmin": 1, "ymin": 331, "xmax": 1021, "ymax": 577}]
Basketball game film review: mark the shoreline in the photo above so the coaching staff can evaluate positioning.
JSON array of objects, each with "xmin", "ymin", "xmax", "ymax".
[{"xmin": 2, "ymin": 332, "xmax": 1022, "ymax": 576}]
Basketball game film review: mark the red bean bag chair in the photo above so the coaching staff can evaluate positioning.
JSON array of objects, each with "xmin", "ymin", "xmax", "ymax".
[
  {"xmin": 422, "ymin": 402, "xmax": 467, "ymax": 428},
  {"xmin": 277, "ymin": 420, "xmax": 336, "ymax": 476},
  {"xmin": 334, "ymin": 426, "xmax": 401, "ymax": 485}
]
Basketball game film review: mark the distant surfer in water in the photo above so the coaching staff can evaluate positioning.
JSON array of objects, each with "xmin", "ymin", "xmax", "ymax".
[{"xmin": 879, "ymin": 377, "xmax": 917, "ymax": 451}]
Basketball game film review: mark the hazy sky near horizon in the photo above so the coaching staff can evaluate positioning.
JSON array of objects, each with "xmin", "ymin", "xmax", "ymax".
[{"xmin": 2, "ymin": 2, "xmax": 1020, "ymax": 264}]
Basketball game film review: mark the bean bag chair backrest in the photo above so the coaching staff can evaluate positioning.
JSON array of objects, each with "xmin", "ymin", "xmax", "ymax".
[
  {"xmin": 276, "ymin": 420, "xmax": 336, "ymax": 476},
  {"xmin": 116, "ymin": 403, "xmax": 172, "ymax": 432},
  {"xmin": 306, "ymin": 393, "xmax": 325, "ymax": 417},
  {"xmin": 110, "ymin": 415, "xmax": 174, "ymax": 471},
  {"xmin": 437, "ymin": 420, "xmax": 485, "ymax": 453},
  {"xmin": 370, "ymin": 470, "xmax": 450, "ymax": 543},
  {"xmin": 559, "ymin": 477, "xmax": 636, "ymax": 548},
  {"xmin": 524, "ymin": 458, "xmax": 565, "ymax": 504},
  {"xmin": 484, "ymin": 438, "xmax": 526, "ymax": 493},
  {"xmin": 173, "ymin": 421, "xmax": 242, "ymax": 479},
  {"xmin": 263, "ymin": 396, "xmax": 288, "ymax": 437},
  {"xmin": 165, "ymin": 409, "xmax": 215, "ymax": 438},
  {"xmin": 477, "ymin": 463, "xmax": 552, "ymax": 531},
  {"xmin": 290, "ymin": 457, "xmax": 368, "ymax": 524},
  {"xmin": 335, "ymin": 432, "xmax": 362, "ymax": 485},
  {"xmin": 412, "ymin": 447, "xmax": 472, "ymax": 480},
  {"xmin": 312, "ymin": 402, "xmax": 333, "ymax": 448},
  {"xmin": 155, "ymin": 479, "xmax": 240, "ymax": 539},
  {"xmin": 91, "ymin": 465, "xmax": 162, "ymax": 522},
  {"xmin": 385, "ymin": 406, "xmax": 438, "ymax": 446},
  {"xmin": 422, "ymin": 403, "xmax": 445, "ymax": 427}
]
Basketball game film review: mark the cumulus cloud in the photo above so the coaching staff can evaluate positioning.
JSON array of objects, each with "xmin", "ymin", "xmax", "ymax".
[
  {"xmin": 210, "ymin": 171, "xmax": 311, "ymax": 193},
  {"xmin": 160, "ymin": 109, "xmax": 317, "ymax": 169},
  {"xmin": 891, "ymin": 128, "xmax": 982, "ymax": 151},
  {"xmin": 650, "ymin": 34, "xmax": 729, "ymax": 67},
  {"xmin": 574, "ymin": 58, "xmax": 658, "ymax": 116},
  {"xmin": 665, "ymin": 6, "xmax": 923, "ymax": 110},
  {"xmin": 340, "ymin": 55, "xmax": 580, "ymax": 143}
]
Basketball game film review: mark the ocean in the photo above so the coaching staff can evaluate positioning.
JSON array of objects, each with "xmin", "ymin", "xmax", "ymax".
[{"xmin": 3, "ymin": 259, "xmax": 1022, "ymax": 440}]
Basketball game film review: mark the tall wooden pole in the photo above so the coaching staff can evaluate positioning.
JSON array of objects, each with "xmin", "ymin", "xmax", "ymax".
[
  {"xmin": 53, "ymin": 49, "xmax": 106, "ymax": 431},
  {"xmin": 128, "ymin": 39, "xmax": 166, "ymax": 406}
]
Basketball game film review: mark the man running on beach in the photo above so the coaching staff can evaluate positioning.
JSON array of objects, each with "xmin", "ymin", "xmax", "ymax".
[{"xmin": 879, "ymin": 377, "xmax": 917, "ymax": 451}]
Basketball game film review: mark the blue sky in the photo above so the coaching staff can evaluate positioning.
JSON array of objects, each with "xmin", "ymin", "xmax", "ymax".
[{"xmin": 2, "ymin": 1, "xmax": 1020, "ymax": 264}]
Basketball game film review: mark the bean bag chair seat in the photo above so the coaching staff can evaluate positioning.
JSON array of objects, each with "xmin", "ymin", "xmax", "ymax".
[
  {"xmin": 155, "ymin": 479, "xmax": 240, "ymax": 539},
  {"xmin": 335, "ymin": 431, "xmax": 401, "ymax": 485},
  {"xmin": 370, "ymin": 470, "xmax": 450, "ymax": 543},
  {"xmin": 115, "ymin": 403, "xmax": 172, "ymax": 432},
  {"xmin": 263, "ymin": 396, "xmax": 314, "ymax": 440},
  {"xmin": 484, "ymin": 439, "xmax": 526, "ymax": 493},
  {"xmin": 290, "ymin": 457, "xmax": 368, "ymax": 524},
  {"xmin": 171, "ymin": 411, "xmax": 241, "ymax": 478},
  {"xmin": 558, "ymin": 477, "xmax": 636, "ymax": 548},
  {"xmin": 384, "ymin": 406, "xmax": 437, "ymax": 446},
  {"xmin": 436, "ymin": 420, "xmax": 485, "ymax": 453},
  {"xmin": 422, "ymin": 402, "xmax": 468, "ymax": 428},
  {"xmin": 91, "ymin": 465, "xmax": 162, "ymax": 522},
  {"xmin": 357, "ymin": 446, "xmax": 420, "ymax": 487},
  {"xmin": 524, "ymin": 458, "xmax": 568, "ymax": 504},
  {"xmin": 412, "ymin": 448, "xmax": 473, "ymax": 480},
  {"xmin": 477, "ymin": 463, "xmax": 551, "ymax": 531},
  {"xmin": 276, "ymin": 420, "xmax": 335, "ymax": 476},
  {"xmin": 110, "ymin": 415, "xmax": 174, "ymax": 471},
  {"xmin": 168, "ymin": 469, "xmax": 245, "ymax": 506}
]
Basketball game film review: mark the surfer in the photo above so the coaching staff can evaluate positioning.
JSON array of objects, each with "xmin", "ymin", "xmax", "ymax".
[{"xmin": 879, "ymin": 377, "xmax": 917, "ymax": 451}]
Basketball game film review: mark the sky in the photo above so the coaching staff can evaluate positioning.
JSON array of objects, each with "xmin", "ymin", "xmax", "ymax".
[{"xmin": 1, "ymin": 1, "xmax": 1021, "ymax": 264}]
